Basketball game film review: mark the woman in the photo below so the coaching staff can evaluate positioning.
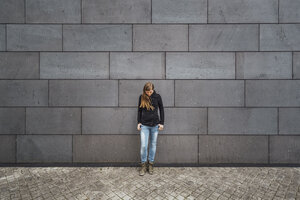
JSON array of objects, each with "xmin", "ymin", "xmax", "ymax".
[{"xmin": 137, "ymin": 82, "xmax": 164, "ymax": 176}]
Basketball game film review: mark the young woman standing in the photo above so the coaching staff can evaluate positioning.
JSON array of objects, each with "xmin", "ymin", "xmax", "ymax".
[{"xmin": 137, "ymin": 82, "xmax": 164, "ymax": 176}]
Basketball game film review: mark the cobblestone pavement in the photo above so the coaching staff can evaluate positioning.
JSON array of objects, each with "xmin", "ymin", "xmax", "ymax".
[{"xmin": 0, "ymin": 166, "xmax": 299, "ymax": 200}]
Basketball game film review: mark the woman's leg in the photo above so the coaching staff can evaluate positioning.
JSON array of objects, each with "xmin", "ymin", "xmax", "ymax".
[
  {"xmin": 148, "ymin": 125, "xmax": 159, "ymax": 163},
  {"xmin": 140, "ymin": 125, "xmax": 150, "ymax": 163}
]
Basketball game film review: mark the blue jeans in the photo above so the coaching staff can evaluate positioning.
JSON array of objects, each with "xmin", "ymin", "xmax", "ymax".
[{"xmin": 140, "ymin": 124, "xmax": 159, "ymax": 163}]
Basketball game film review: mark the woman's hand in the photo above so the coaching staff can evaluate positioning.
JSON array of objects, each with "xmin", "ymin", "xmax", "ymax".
[
  {"xmin": 158, "ymin": 124, "xmax": 164, "ymax": 130},
  {"xmin": 137, "ymin": 123, "xmax": 142, "ymax": 131}
]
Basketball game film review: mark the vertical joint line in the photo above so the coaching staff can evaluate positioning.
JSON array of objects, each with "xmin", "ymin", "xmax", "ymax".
[
  {"xmin": 258, "ymin": 24, "xmax": 260, "ymax": 51},
  {"xmin": 174, "ymin": 80, "xmax": 175, "ymax": 107},
  {"xmin": 244, "ymin": 80, "xmax": 246, "ymax": 107},
  {"xmin": 24, "ymin": 107, "xmax": 26, "ymax": 135},
  {"xmin": 151, "ymin": 0, "xmax": 152, "ymax": 24},
  {"xmin": 132, "ymin": 25, "xmax": 133, "ymax": 51},
  {"xmin": 81, "ymin": 107, "xmax": 82, "ymax": 135},
  {"xmin": 198, "ymin": 134, "xmax": 199, "ymax": 164},
  {"xmin": 39, "ymin": 52, "xmax": 40, "ymax": 78},
  {"xmin": 15, "ymin": 134, "xmax": 17, "ymax": 163},
  {"xmin": 278, "ymin": 0, "xmax": 280, "ymax": 23},
  {"xmin": 118, "ymin": 79, "xmax": 119, "ymax": 107},
  {"xmin": 109, "ymin": 52, "xmax": 110, "ymax": 79},
  {"xmin": 292, "ymin": 52, "xmax": 294, "ymax": 79},
  {"xmin": 81, "ymin": 0, "xmax": 83, "ymax": 24},
  {"xmin": 48, "ymin": 80, "xmax": 50, "ymax": 106},
  {"xmin": 268, "ymin": 135, "xmax": 270, "ymax": 164},
  {"xmin": 277, "ymin": 107, "xmax": 279, "ymax": 135},
  {"xmin": 62, "ymin": 25, "xmax": 63, "ymax": 51},
  {"xmin": 207, "ymin": 0, "xmax": 208, "ymax": 23},
  {"xmin": 235, "ymin": 52, "xmax": 237, "ymax": 79},
  {"xmin": 188, "ymin": 24, "xmax": 189, "ymax": 51},
  {"xmin": 5, "ymin": 24, "xmax": 7, "ymax": 51},
  {"xmin": 206, "ymin": 108, "xmax": 208, "ymax": 134},
  {"xmin": 72, "ymin": 135, "xmax": 74, "ymax": 162},
  {"xmin": 24, "ymin": 0, "xmax": 26, "ymax": 23},
  {"xmin": 164, "ymin": 52, "xmax": 166, "ymax": 79}
]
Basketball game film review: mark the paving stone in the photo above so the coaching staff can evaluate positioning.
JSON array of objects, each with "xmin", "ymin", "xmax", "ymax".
[
  {"xmin": 26, "ymin": 0, "xmax": 81, "ymax": 23},
  {"xmin": 260, "ymin": 24, "xmax": 300, "ymax": 51},
  {"xmin": 7, "ymin": 24, "xmax": 62, "ymax": 51},
  {"xmin": 189, "ymin": 24, "xmax": 258, "ymax": 51},
  {"xmin": 279, "ymin": 0, "xmax": 300, "ymax": 23},
  {"xmin": 40, "ymin": 52, "xmax": 109, "ymax": 79},
  {"xmin": 133, "ymin": 25, "xmax": 188, "ymax": 51},
  {"xmin": 152, "ymin": 0, "xmax": 207, "ymax": 23},
  {"xmin": 0, "ymin": 0, "xmax": 24, "ymax": 23},
  {"xmin": 0, "ymin": 52, "xmax": 39, "ymax": 79},
  {"xmin": 208, "ymin": 0, "xmax": 278, "ymax": 23},
  {"xmin": 236, "ymin": 52, "xmax": 292, "ymax": 79},
  {"xmin": 82, "ymin": 0, "xmax": 151, "ymax": 23},
  {"xmin": 63, "ymin": 25, "xmax": 132, "ymax": 51}
]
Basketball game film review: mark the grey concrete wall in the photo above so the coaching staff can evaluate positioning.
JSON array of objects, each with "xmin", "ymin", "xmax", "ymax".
[{"xmin": 0, "ymin": 0, "xmax": 300, "ymax": 165}]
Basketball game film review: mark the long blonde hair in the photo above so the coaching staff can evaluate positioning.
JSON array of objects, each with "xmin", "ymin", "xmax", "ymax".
[{"xmin": 139, "ymin": 82, "xmax": 155, "ymax": 111}]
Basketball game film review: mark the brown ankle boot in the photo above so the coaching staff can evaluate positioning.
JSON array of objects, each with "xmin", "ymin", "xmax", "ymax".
[
  {"xmin": 148, "ymin": 161, "xmax": 154, "ymax": 175},
  {"xmin": 139, "ymin": 162, "xmax": 147, "ymax": 176}
]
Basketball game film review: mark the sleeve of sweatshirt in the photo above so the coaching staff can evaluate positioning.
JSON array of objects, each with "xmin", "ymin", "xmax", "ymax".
[
  {"xmin": 137, "ymin": 95, "xmax": 142, "ymax": 124},
  {"xmin": 158, "ymin": 94, "xmax": 164, "ymax": 125}
]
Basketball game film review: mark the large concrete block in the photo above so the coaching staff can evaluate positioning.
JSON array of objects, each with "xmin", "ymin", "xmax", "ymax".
[
  {"xmin": 0, "ymin": 135, "xmax": 16, "ymax": 163},
  {"xmin": 208, "ymin": 0, "xmax": 278, "ymax": 23},
  {"xmin": 175, "ymin": 80, "xmax": 244, "ymax": 107},
  {"xmin": 279, "ymin": 108, "xmax": 300, "ymax": 135},
  {"xmin": 189, "ymin": 24, "xmax": 258, "ymax": 51},
  {"xmin": 0, "ymin": 52, "xmax": 39, "ymax": 79},
  {"xmin": 166, "ymin": 52, "xmax": 235, "ymax": 79},
  {"xmin": 73, "ymin": 135, "xmax": 139, "ymax": 162},
  {"xmin": 63, "ymin": 25, "xmax": 132, "ymax": 51},
  {"xmin": 133, "ymin": 25, "xmax": 188, "ymax": 51},
  {"xmin": 49, "ymin": 80, "xmax": 118, "ymax": 106},
  {"xmin": 246, "ymin": 80, "xmax": 300, "ymax": 107},
  {"xmin": 0, "ymin": 0, "xmax": 24, "ymax": 23},
  {"xmin": 26, "ymin": 0, "xmax": 81, "ymax": 23},
  {"xmin": 0, "ymin": 108, "xmax": 25, "ymax": 135},
  {"xmin": 0, "ymin": 80, "xmax": 48, "ymax": 106},
  {"xmin": 208, "ymin": 108, "xmax": 277, "ymax": 134},
  {"xmin": 199, "ymin": 135, "xmax": 268, "ymax": 163},
  {"xmin": 279, "ymin": 0, "xmax": 300, "ymax": 23},
  {"xmin": 82, "ymin": 108, "xmax": 138, "ymax": 134},
  {"xmin": 17, "ymin": 135, "xmax": 72, "ymax": 163},
  {"xmin": 110, "ymin": 52, "xmax": 164, "ymax": 79},
  {"xmin": 163, "ymin": 108, "xmax": 206, "ymax": 134},
  {"xmin": 270, "ymin": 136, "xmax": 300, "ymax": 163},
  {"xmin": 152, "ymin": 0, "xmax": 207, "ymax": 23},
  {"xmin": 260, "ymin": 24, "xmax": 300, "ymax": 51},
  {"xmin": 82, "ymin": 0, "xmax": 151, "ymax": 23},
  {"xmin": 236, "ymin": 52, "xmax": 292, "ymax": 79},
  {"xmin": 40, "ymin": 52, "xmax": 109, "ymax": 79},
  {"xmin": 0, "ymin": 25, "xmax": 5, "ymax": 51},
  {"xmin": 26, "ymin": 108, "xmax": 81, "ymax": 135},
  {"xmin": 7, "ymin": 24, "xmax": 62, "ymax": 51},
  {"xmin": 293, "ymin": 52, "xmax": 300, "ymax": 79},
  {"xmin": 155, "ymin": 135, "xmax": 198, "ymax": 163},
  {"xmin": 119, "ymin": 80, "xmax": 174, "ymax": 107}
]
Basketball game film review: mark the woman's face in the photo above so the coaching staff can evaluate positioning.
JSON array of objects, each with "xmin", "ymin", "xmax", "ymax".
[{"xmin": 145, "ymin": 89, "xmax": 153, "ymax": 96}]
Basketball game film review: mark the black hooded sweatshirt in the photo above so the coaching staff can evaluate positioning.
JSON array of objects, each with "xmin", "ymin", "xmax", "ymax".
[{"xmin": 137, "ymin": 90, "xmax": 164, "ymax": 127}]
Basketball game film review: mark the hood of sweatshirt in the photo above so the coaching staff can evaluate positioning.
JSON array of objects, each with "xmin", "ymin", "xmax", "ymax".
[{"xmin": 150, "ymin": 90, "xmax": 157, "ymax": 97}]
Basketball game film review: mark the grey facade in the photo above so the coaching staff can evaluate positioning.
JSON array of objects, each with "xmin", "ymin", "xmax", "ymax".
[{"xmin": 0, "ymin": 0, "xmax": 299, "ymax": 165}]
